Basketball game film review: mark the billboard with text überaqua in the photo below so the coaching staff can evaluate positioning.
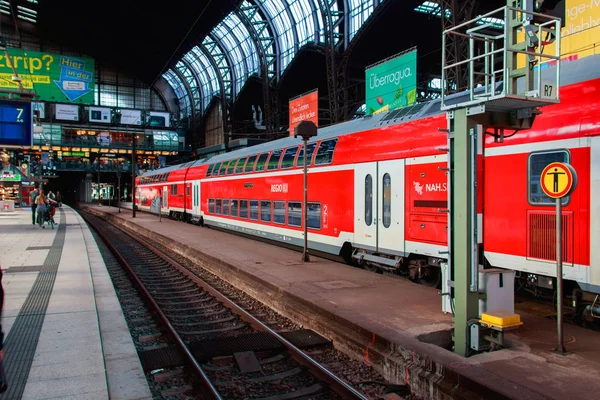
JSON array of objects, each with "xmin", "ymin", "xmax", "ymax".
[
  {"xmin": 365, "ymin": 49, "xmax": 417, "ymax": 115},
  {"xmin": 0, "ymin": 49, "xmax": 95, "ymax": 104}
]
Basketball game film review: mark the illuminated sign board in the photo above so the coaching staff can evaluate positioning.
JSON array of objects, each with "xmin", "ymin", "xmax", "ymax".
[{"xmin": 0, "ymin": 100, "xmax": 33, "ymax": 147}]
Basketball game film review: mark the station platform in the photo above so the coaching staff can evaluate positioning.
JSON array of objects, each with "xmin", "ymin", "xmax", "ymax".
[
  {"xmin": 0, "ymin": 206, "xmax": 151, "ymax": 400},
  {"xmin": 81, "ymin": 204, "xmax": 600, "ymax": 400}
]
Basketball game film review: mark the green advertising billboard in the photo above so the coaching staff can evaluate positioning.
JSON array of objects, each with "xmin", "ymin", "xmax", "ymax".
[
  {"xmin": 0, "ymin": 49, "xmax": 95, "ymax": 104},
  {"xmin": 365, "ymin": 49, "xmax": 417, "ymax": 115}
]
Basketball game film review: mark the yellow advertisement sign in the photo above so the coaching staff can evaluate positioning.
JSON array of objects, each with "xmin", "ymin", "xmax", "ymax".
[{"xmin": 561, "ymin": 0, "xmax": 600, "ymax": 59}]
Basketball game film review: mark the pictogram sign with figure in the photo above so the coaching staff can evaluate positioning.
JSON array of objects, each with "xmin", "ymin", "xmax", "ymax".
[{"xmin": 540, "ymin": 162, "xmax": 577, "ymax": 199}]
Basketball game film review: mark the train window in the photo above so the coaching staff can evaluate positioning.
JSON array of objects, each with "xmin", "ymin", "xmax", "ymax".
[
  {"xmin": 314, "ymin": 138, "xmax": 338, "ymax": 165},
  {"xmin": 365, "ymin": 175, "xmax": 373, "ymax": 226},
  {"xmin": 295, "ymin": 143, "xmax": 317, "ymax": 168},
  {"xmin": 307, "ymin": 203, "xmax": 321, "ymax": 230},
  {"xmin": 186, "ymin": 184, "xmax": 190, "ymax": 196},
  {"xmin": 231, "ymin": 199, "xmax": 239, "ymax": 217},
  {"xmin": 267, "ymin": 149, "xmax": 283, "ymax": 170},
  {"xmin": 274, "ymin": 202, "xmax": 286, "ymax": 225},
  {"xmin": 235, "ymin": 157, "xmax": 247, "ymax": 174},
  {"xmin": 288, "ymin": 202, "xmax": 302, "ymax": 227},
  {"xmin": 255, "ymin": 153, "xmax": 270, "ymax": 172},
  {"xmin": 250, "ymin": 200, "xmax": 259, "ymax": 220},
  {"xmin": 216, "ymin": 199, "xmax": 222, "ymax": 214},
  {"xmin": 222, "ymin": 199, "xmax": 230, "ymax": 216},
  {"xmin": 219, "ymin": 161, "xmax": 229, "ymax": 176},
  {"xmin": 261, "ymin": 201, "xmax": 272, "ymax": 222},
  {"xmin": 209, "ymin": 198, "xmax": 215, "ymax": 214},
  {"xmin": 382, "ymin": 173, "xmax": 391, "ymax": 228},
  {"xmin": 240, "ymin": 200, "xmax": 249, "ymax": 218},
  {"xmin": 243, "ymin": 155, "xmax": 256, "ymax": 173},
  {"xmin": 227, "ymin": 159, "xmax": 237, "ymax": 175},
  {"xmin": 170, "ymin": 185, "xmax": 178, "ymax": 196},
  {"xmin": 281, "ymin": 147, "xmax": 299, "ymax": 169},
  {"xmin": 212, "ymin": 162, "xmax": 221, "ymax": 177},
  {"xmin": 528, "ymin": 150, "xmax": 571, "ymax": 205}
]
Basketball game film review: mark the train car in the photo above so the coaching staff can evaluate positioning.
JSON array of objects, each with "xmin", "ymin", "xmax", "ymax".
[{"xmin": 136, "ymin": 55, "xmax": 600, "ymax": 320}]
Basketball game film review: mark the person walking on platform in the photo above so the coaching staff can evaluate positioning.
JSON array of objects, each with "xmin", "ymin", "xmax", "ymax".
[
  {"xmin": 36, "ymin": 189, "xmax": 47, "ymax": 228},
  {"xmin": 56, "ymin": 191, "xmax": 62, "ymax": 208},
  {"xmin": 29, "ymin": 183, "xmax": 39, "ymax": 225}
]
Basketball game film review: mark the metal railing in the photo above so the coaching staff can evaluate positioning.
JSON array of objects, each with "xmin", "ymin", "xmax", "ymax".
[{"xmin": 441, "ymin": 5, "xmax": 562, "ymax": 111}]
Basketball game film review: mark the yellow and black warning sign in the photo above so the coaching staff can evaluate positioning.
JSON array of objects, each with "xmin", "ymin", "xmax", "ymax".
[{"xmin": 540, "ymin": 162, "xmax": 577, "ymax": 199}]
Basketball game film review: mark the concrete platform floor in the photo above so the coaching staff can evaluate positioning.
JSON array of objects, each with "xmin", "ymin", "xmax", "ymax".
[
  {"xmin": 0, "ymin": 207, "xmax": 151, "ymax": 400},
  {"xmin": 83, "ymin": 204, "xmax": 600, "ymax": 400}
]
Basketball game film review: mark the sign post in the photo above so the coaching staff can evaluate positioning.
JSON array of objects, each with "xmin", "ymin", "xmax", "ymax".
[
  {"xmin": 294, "ymin": 121, "xmax": 317, "ymax": 262},
  {"xmin": 540, "ymin": 162, "xmax": 577, "ymax": 355}
]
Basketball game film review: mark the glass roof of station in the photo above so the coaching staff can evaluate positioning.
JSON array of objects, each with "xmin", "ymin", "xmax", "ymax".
[
  {"xmin": 164, "ymin": 1, "xmax": 388, "ymax": 118},
  {"xmin": 162, "ymin": 69, "xmax": 191, "ymax": 117}
]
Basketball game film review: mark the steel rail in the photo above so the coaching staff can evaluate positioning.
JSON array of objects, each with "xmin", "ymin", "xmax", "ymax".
[
  {"xmin": 81, "ymin": 212, "xmax": 223, "ymax": 400},
  {"xmin": 89, "ymin": 210, "xmax": 369, "ymax": 400}
]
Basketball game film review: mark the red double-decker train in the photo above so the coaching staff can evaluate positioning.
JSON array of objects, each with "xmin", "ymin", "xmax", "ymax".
[{"xmin": 136, "ymin": 56, "xmax": 600, "ymax": 322}]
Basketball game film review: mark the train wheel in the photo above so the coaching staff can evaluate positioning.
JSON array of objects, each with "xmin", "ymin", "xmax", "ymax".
[{"xmin": 417, "ymin": 265, "xmax": 441, "ymax": 288}]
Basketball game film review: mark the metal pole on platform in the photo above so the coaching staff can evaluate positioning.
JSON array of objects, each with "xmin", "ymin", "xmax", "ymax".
[
  {"xmin": 132, "ymin": 134, "xmax": 136, "ymax": 218},
  {"xmin": 302, "ymin": 137, "xmax": 309, "ymax": 262},
  {"xmin": 117, "ymin": 170, "xmax": 121, "ymax": 213},
  {"xmin": 555, "ymin": 197, "xmax": 566, "ymax": 354},
  {"xmin": 293, "ymin": 120, "xmax": 317, "ymax": 263}
]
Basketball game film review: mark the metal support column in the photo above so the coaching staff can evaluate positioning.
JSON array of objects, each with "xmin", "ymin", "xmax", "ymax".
[
  {"xmin": 132, "ymin": 134, "xmax": 136, "ymax": 218},
  {"xmin": 449, "ymin": 107, "xmax": 480, "ymax": 356}
]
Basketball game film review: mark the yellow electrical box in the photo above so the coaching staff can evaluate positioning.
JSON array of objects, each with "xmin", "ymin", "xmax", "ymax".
[{"xmin": 480, "ymin": 311, "xmax": 523, "ymax": 330}]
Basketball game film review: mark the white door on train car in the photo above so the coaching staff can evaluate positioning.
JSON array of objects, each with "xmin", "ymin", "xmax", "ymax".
[
  {"xmin": 162, "ymin": 185, "xmax": 168, "ymax": 210},
  {"xmin": 377, "ymin": 160, "xmax": 405, "ymax": 254},
  {"xmin": 192, "ymin": 181, "xmax": 201, "ymax": 215},
  {"xmin": 354, "ymin": 162, "xmax": 378, "ymax": 251},
  {"xmin": 591, "ymin": 137, "xmax": 600, "ymax": 290}
]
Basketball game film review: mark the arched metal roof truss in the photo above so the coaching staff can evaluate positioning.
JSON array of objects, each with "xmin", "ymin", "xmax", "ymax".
[
  {"xmin": 162, "ymin": 69, "xmax": 191, "ymax": 117},
  {"xmin": 183, "ymin": 46, "xmax": 221, "ymax": 114},
  {"xmin": 212, "ymin": 12, "xmax": 260, "ymax": 97},
  {"xmin": 164, "ymin": 0, "xmax": 390, "ymax": 119},
  {"xmin": 175, "ymin": 60, "xmax": 201, "ymax": 115}
]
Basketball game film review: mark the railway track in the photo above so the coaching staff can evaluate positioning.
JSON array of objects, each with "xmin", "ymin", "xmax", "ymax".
[{"xmin": 82, "ymin": 211, "xmax": 408, "ymax": 400}]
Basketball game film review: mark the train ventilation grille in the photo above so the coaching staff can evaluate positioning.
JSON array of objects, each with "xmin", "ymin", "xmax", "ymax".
[{"xmin": 527, "ymin": 211, "xmax": 573, "ymax": 264}]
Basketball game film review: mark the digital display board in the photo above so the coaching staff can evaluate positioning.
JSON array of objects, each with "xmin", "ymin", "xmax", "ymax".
[{"xmin": 0, "ymin": 100, "xmax": 32, "ymax": 147}]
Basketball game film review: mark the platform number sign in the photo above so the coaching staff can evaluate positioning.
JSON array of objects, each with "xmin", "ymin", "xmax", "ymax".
[
  {"xmin": 542, "ymin": 81, "xmax": 556, "ymax": 99},
  {"xmin": 540, "ymin": 162, "xmax": 577, "ymax": 199}
]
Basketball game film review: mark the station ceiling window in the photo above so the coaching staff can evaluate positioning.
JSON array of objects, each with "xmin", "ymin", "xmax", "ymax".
[
  {"xmin": 164, "ymin": 0, "xmax": 388, "ymax": 119},
  {"xmin": 239, "ymin": 1, "xmax": 276, "ymax": 80},
  {"xmin": 163, "ymin": 69, "xmax": 191, "ymax": 117},
  {"xmin": 176, "ymin": 61, "xmax": 201, "ymax": 114},
  {"xmin": 184, "ymin": 47, "xmax": 220, "ymax": 113},
  {"xmin": 414, "ymin": 1, "xmax": 503, "ymax": 29},
  {"xmin": 212, "ymin": 13, "xmax": 259, "ymax": 96},
  {"xmin": 202, "ymin": 36, "xmax": 233, "ymax": 103}
]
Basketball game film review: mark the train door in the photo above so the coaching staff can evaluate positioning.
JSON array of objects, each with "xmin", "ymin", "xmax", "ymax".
[
  {"xmin": 591, "ymin": 137, "xmax": 600, "ymax": 289},
  {"xmin": 377, "ymin": 160, "xmax": 405, "ymax": 254},
  {"xmin": 162, "ymin": 185, "xmax": 168, "ymax": 211},
  {"xmin": 354, "ymin": 162, "xmax": 378, "ymax": 251},
  {"xmin": 192, "ymin": 181, "xmax": 201, "ymax": 216}
]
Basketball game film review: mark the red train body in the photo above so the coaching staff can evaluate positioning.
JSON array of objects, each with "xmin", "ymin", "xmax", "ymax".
[{"xmin": 136, "ymin": 57, "xmax": 600, "ymax": 299}]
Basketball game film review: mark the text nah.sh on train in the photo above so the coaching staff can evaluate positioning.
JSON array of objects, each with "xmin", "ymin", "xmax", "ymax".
[
  {"xmin": 271, "ymin": 183, "xmax": 289, "ymax": 193},
  {"xmin": 413, "ymin": 181, "xmax": 447, "ymax": 196}
]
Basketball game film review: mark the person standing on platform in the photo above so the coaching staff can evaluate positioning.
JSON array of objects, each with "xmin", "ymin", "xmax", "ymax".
[
  {"xmin": 56, "ymin": 191, "xmax": 62, "ymax": 208},
  {"xmin": 29, "ymin": 183, "xmax": 39, "ymax": 225},
  {"xmin": 36, "ymin": 189, "xmax": 47, "ymax": 228}
]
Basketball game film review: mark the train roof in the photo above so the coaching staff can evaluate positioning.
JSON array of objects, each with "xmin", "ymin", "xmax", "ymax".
[{"xmin": 139, "ymin": 54, "xmax": 600, "ymax": 179}]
